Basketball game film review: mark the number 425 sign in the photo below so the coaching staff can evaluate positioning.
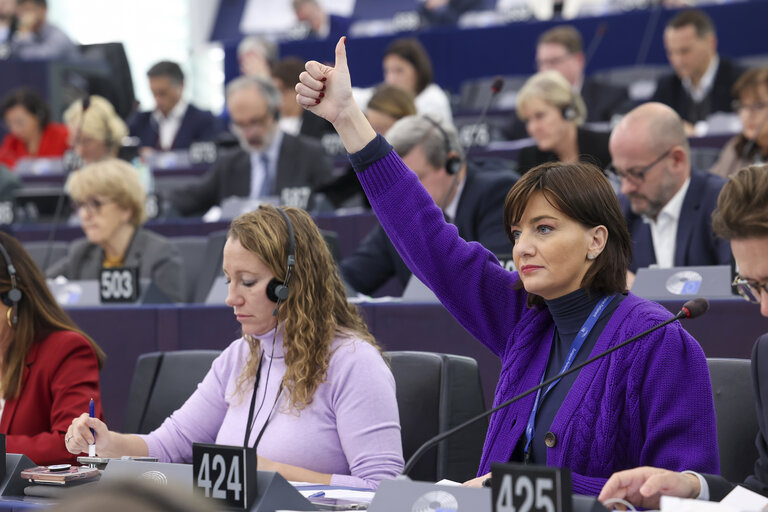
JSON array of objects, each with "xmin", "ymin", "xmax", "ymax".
[
  {"xmin": 490, "ymin": 463, "xmax": 573, "ymax": 512},
  {"xmin": 192, "ymin": 443, "xmax": 257, "ymax": 509}
]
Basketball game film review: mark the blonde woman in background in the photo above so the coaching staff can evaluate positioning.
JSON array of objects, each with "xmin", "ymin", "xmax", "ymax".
[
  {"xmin": 46, "ymin": 158, "xmax": 183, "ymax": 302},
  {"xmin": 515, "ymin": 70, "xmax": 611, "ymax": 174},
  {"xmin": 63, "ymin": 95, "xmax": 128, "ymax": 165}
]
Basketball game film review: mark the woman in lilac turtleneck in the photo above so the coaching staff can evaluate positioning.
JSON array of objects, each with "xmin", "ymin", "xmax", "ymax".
[
  {"xmin": 295, "ymin": 38, "xmax": 719, "ymax": 495},
  {"xmin": 65, "ymin": 206, "xmax": 403, "ymax": 489}
]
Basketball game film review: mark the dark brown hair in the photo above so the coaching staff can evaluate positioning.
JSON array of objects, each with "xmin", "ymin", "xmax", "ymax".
[
  {"xmin": 384, "ymin": 38, "xmax": 434, "ymax": 95},
  {"xmin": 667, "ymin": 9, "xmax": 715, "ymax": 38},
  {"xmin": 0, "ymin": 232, "xmax": 105, "ymax": 399},
  {"xmin": 731, "ymin": 68, "xmax": 768, "ymax": 159},
  {"xmin": 1, "ymin": 88, "xmax": 50, "ymax": 129},
  {"xmin": 712, "ymin": 165, "xmax": 768, "ymax": 240},
  {"xmin": 271, "ymin": 56, "xmax": 306, "ymax": 87},
  {"xmin": 503, "ymin": 161, "xmax": 631, "ymax": 306},
  {"xmin": 538, "ymin": 25, "xmax": 583, "ymax": 54}
]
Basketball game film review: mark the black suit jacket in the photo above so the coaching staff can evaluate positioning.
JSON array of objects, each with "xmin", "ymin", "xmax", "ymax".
[
  {"xmin": 128, "ymin": 104, "xmax": 222, "ymax": 150},
  {"xmin": 170, "ymin": 132, "xmax": 333, "ymax": 216},
  {"xmin": 516, "ymin": 127, "xmax": 611, "ymax": 175},
  {"xmin": 620, "ymin": 170, "xmax": 731, "ymax": 273},
  {"xmin": 580, "ymin": 78, "xmax": 630, "ymax": 123},
  {"xmin": 340, "ymin": 168, "xmax": 517, "ymax": 295},
  {"xmin": 706, "ymin": 334, "xmax": 768, "ymax": 501},
  {"xmin": 651, "ymin": 58, "xmax": 746, "ymax": 124}
]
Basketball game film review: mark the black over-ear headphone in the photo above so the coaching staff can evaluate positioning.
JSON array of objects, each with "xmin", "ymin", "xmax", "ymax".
[
  {"xmin": 265, "ymin": 207, "xmax": 295, "ymax": 311},
  {"xmin": 422, "ymin": 115, "xmax": 462, "ymax": 175},
  {"xmin": 0, "ymin": 242, "xmax": 22, "ymax": 326}
]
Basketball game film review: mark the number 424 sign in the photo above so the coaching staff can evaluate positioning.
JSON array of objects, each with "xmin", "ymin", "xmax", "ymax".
[
  {"xmin": 192, "ymin": 443, "xmax": 257, "ymax": 509},
  {"xmin": 491, "ymin": 463, "xmax": 573, "ymax": 512}
]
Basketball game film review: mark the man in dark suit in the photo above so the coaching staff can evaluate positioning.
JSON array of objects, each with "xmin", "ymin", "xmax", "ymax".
[
  {"xmin": 169, "ymin": 75, "xmax": 333, "ymax": 217},
  {"xmin": 292, "ymin": 0, "xmax": 351, "ymax": 40},
  {"xmin": 609, "ymin": 102, "xmax": 730, "ymax": 274},
  {"xmin": 536, "ymin": 25, "xmax": 628, "ymax": 124},
  {"xmin": 129, "ymin": 61, "xmax": 221, "ymax": 151},
  {"xmin": 341, "ymin": 115, "xmax": 516, "ymax": 295},
  {"xmin": 651, "ymin": 9, "xmax": 746, "ymax": 134},
  {"xmin": 598, "ymin": 165, "xmax": 768, "ymax": 507}
]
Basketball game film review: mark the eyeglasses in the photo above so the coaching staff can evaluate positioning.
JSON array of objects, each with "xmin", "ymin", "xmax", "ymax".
[
  {"xmin": 732, "ymin": 100, "xmax": 768, "ymax": 114},
  {"xmin": 72, "ymin": 197, "xmax": 111, "ymax": 214},
  {"xmin": 606, "ymin": 148, "xmax": 672, "ymax": 185},
  {"xmin": 535, "ymin": 54, "xmax": 572, "ymax": 70},
  {"xmin": 230, "ymin": 112, "xmax": 273, "ymax": 132},
  {"xmin": 732, "ymin": 276, "xmax": 768, "ymax": 304}
]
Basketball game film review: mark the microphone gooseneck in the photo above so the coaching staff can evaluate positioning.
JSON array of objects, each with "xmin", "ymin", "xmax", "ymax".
[
  {"xmin": 401, "ymin": 298, "xmax": 709, "ymax": 476},
  {"xmin": 463, "ymin": 77, "xmax": 504, "ymax": 160}
]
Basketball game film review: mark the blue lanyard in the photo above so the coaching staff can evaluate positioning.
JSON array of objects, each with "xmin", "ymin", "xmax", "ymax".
[{"xmin": 523, "ymin": 294, "xmax": 615, "ymax": 460}]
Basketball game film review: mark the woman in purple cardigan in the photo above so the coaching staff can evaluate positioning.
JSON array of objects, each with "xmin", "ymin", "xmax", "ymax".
[
  {"xmin": 295, "ymin": 38, "xmax": 719, "ymax": 495},
  {"xmin": 65, "ymin": 206, "xmax": 403, "ymax": 489}
]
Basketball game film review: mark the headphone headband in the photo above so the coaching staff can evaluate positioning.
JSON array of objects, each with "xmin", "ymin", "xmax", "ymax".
[
  {"xmin": 422, "ymin": 115, "xmax": 462, "ymax": 175},
  {"xmin": 0, "ymin": 241, "xmax": 21, "ymax": 325},
  {"xmin": 266, "ymin": 207, "xmax": 295, "ymax": 313}
]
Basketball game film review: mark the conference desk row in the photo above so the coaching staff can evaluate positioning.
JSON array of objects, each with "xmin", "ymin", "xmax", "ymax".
[{"xmin": 64, "ymin": 298, "xmax": 768, "ymax": 430}]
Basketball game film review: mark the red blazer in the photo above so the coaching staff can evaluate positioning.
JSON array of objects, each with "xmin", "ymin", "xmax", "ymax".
[
  {"xmin": 0, "ymin": 330, "xmax": 103, "ymax": 465},
  {"xmin": 0, "ymin": 122, "xmax": 70, "ymax": 169}
]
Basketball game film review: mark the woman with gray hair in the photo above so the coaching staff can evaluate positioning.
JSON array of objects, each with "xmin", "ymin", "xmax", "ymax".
[
  {"xmin": 47, "ymin": 158, "xmax": 184, "ymax": 302},
  {"xmin": 515, "ymin": 70, "xmax": 611, "ymax": 174}
]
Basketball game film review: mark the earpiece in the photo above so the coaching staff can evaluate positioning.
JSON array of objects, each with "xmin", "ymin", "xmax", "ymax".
[
  {"xmin": 0, "ymin": 242, "xmax": 22, "ymax": 326},
  {"xmin": 562, "ymin": 105, "xmax": 576, "ymax": 121},
  {"xmin": 265, "ymin": 207, "xmax": 295, "ymax": 314},
  {"xmin": 423, "ymin": 115, "xmax": 462, "ymax": 175}
]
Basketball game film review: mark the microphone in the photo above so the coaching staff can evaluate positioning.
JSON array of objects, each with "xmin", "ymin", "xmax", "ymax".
[
  {"xmin": 634, "ymin": 3, "xmax": 663, "ymax": 66},
  {"xmin": 41, "ymin": 94, "xmax": 92, "ymax": 272},
  {"xmin": 401, "ymin": 297, "xmax": 709, "ymax": 476},
  {"xmin": 583, "ymin": 23, "xmax": 608, "ymax": 71},
  {"xmin": 463, "ymin": 77, "xmax": 504, "ymax": 160}
]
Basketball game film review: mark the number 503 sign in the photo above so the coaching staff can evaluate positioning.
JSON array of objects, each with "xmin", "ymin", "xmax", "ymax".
[
  {"xmin": 490, "ymin": 463, "xmax": 573, "ymax": 512},
  {"xmin": 192, "ymin": 443, "xmax": 257, "ymax": 509}
]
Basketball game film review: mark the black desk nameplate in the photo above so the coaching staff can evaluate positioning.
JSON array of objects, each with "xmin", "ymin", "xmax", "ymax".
[
  {"xmin": 491, "ymin": 462, "xmax": 572, "ymax": 512},
  {"xmin": 192, "ymin": 442, "xmax": 256, "ymax": 509}
]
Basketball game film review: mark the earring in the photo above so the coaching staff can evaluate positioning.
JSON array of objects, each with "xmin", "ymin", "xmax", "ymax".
[
  {"xmin": 587, "ymin": 253, "xmax": 596, "ymax": 260},
  {"xmin": 6, "ymin": 308, "xmax": 12, "ymax": 328}
]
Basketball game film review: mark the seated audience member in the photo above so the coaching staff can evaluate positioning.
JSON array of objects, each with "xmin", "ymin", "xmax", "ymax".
[
  {"xmin": 599, "ymin": 164, "xmax": 768, "ymax": 507},
  {"xmin": 238, "ymin": 35, "xmax": 276, "ymax": 79},
  {"xmin": 341, "ymin": 114, "xmax": 515, "ymax": 295},
  {"xmin": 0, "ymin": 232, "xmax": 105, "ymax": 465},
  {"xmin": 651, "ymin": 9, "xmax": 746, "ymax": 134},
  {"xmin": 711, "ymin": 68, "xmax": 768, "ymax": 178},
  {"xmin": 298, "ymin": 40, "xmax": 718, "ymax": 492},
  {"xmin": 292, "ymin": 0, "xmax": 351, "ymax": 41},
  {"xmin": 129, "ymin": 61, "xmax": 221, "ymax": 152},
  {"xmin": 271, "ymin": 56, "xmax": 334, "ymax": 139},
  {"xmin": 318, "ymin": 83, "xmax": 417, "ymax": 209},
  {"xmin": 10, "ymin": 0, "xmax": 78, "ymax": 61},
  {"xmin": 0, "ymin": 88, "xmax": 68, "ymax": 169},
  {"xmin": 169, "ymin": 76, "xmax": 333, "ymax": 216},
  {"xmin": 47, "ymin": 159, "xmax": 184, "ymax": 303},
  {"xmin": 66, "ymin": 206, "xmax": 404, "ymax": 489},
  {"xmin": 536, "ymin": 25, "xmax": 629, "ymax": 123},
  {"xmin": 419, "ymin": 0, "xmax": 482, "ymax": 27},
  {"xmin": 63, "ymin": 95, "xmax": 128, "ymax": 165},
  {"xmin": 382, "ymin": 38, "xmax": 453, "ymax": 124},
  {"xmin": 0, "ymin": 0, "xmax": 16, "ymax": 55},
  {"xmin": 515, "ymin": 71, "xmax": 611, "ymax": 175},
  {"xmin": 609, "ymin": 102, "xmax": 730, "ymax": 274}
]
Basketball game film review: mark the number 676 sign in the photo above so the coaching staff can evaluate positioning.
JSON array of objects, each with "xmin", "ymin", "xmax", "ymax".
[
  {"xmin": 490, "ymin": 463, "xmax": 573, "ymax": 512},
  {"xmin": 192, "ymin": 443, "xmax": 257, "ymax": 509}
]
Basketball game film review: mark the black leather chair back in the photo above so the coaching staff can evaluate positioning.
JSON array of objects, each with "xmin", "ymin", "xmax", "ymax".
[
  {"xmin": 708, "ymin": 357, "xmax": 760, "ymax": 483},
  {"xmin": 123, "ymin": 350, "xmax": 221, "ymax": 434},
  {"xmin": 387, "ymin": 351, "xmax": 487, "ymax": 482}
]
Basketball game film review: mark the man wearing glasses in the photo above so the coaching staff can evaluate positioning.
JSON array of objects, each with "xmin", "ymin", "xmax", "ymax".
[
  {"xmin": 608, "ymin": 102, "xmax": 730, "ymax": 276},
  {"xmin": 598, "ymin": 164, "xmax": 768, "ymax": 507}
]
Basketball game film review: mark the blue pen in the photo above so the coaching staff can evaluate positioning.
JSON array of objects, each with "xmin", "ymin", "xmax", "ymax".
[
  {"xmin": 88, "ymin": 398, "xmax": 96, "ymax": 458},
  {"xmin": 308, "ymin": 491, "xmax": 325, "ymax": 498}
]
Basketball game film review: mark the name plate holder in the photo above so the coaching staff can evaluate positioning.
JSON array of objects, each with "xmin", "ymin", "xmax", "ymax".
[
  {"xmin": 100, "ymin": 267, "xmax": 140, "ymax": 303},
  {"xmin": 368, "ymin": 478, "xmax": 491, "ymax": 512},
  {"xmin": 192, "ymin": 442, "xmax": 314, "ymax": 511},
  {"xmin": 0, "ymin": 434, "xmax": 37, "ymax": 496}
]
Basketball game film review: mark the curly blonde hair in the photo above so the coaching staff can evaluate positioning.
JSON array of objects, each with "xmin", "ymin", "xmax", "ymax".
[{"xmin": 229, "ymin": 206, "xmax": 380, "ymax": 411}]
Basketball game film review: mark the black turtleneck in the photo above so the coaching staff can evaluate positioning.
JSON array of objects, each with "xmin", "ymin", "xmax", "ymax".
[{"xmin": 511, "ymin": 288, "xmax": 625, "ymax": 465}]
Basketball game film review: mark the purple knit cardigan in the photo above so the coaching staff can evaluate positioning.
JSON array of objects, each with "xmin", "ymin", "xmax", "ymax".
[{"xmin": 354, "ymin": 142, "xmax": 719, "ymax": 495}]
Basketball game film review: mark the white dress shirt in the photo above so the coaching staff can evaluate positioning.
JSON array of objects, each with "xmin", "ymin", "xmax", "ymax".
[
  {"xmin": 443, "ymin": 175, "xmax": 466, "ymax": 223},
  {"xmin": 683, "ymin": 55, "xmax": 719, "ymax": 103},
  {"xmin": 151, "ymin": 99, "xmax": 188, "ymax": 150},
  {"xmin": 645, "ymin": 177, "xmax": 691, "ymax": 269},
  {"xmin": 249, "ymin": 130, "xmax": 284, "ymax": 199}
]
